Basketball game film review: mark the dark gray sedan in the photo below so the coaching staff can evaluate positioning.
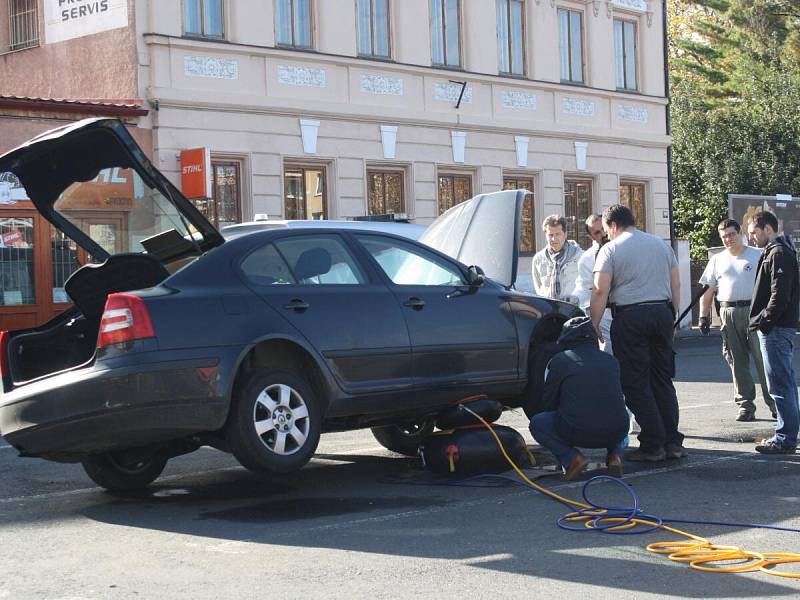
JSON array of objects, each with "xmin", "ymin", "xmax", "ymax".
[{"xmin": 0, "ymin": 119, "xmax": 579, "ymax": 491}]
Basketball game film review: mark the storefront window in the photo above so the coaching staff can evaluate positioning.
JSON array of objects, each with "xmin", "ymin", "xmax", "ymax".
[
  {"xmin": 503, "ymin": 177, "xmax": 535, "ymax": 253},
  {"xmin": 368, "ymin": 170, "xmax": 405, "ymax": 215},
  {"xmin": 284, "ymin": 166, "xmax": 327, "ymax": 220},
  {"xmin": 438, "ymin": 174, "xmax": 472, "ymax": 214},
  {"xmin": 564, "ymin": 179, "xmax": 592, "ymax": 249},
  {"xmin": 0, "ymin": 217, "xmax": 35, "ymax": 305},
  {"xmin": 51, "ymin": 229, "xmax": 80, "ymax": 304},
  {"xmin": 620, "ymin": 181, "xmax": 647, "ymax": 230}
]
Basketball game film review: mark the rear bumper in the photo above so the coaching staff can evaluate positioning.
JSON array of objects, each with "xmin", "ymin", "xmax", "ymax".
[{"xmin": 0, "ymin": 348, "xmax": 239, "ymax": 460}]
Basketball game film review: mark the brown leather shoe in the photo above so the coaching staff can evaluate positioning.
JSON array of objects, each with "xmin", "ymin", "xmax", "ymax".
[
  {"xmin": 606, "ymin": 452, "xmax": 624, "ymax": 478},
  {"xmin": 563, "ymin": 452, "xmax": 588, "ymax": 480}
]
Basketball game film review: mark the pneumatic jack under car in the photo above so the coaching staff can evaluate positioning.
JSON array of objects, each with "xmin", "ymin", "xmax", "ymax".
[{"xmin": 418, "ymin": 397, "xmax": 531, "ymax": 478}]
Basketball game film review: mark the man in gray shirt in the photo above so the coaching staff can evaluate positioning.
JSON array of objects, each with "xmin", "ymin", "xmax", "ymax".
[{"xmin": 590, "ymin": 205, "xmax": 684, "ymax": 462}]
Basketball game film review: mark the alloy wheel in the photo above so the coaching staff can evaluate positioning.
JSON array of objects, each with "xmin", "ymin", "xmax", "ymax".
[{"xmin": 253, "ymin": 383, "xmax": 310, "ymax": 456}]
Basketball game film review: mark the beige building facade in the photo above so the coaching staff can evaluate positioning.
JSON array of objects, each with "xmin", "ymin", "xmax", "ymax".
[{"xmin": 1, "ymin": 0, "xmax": 671, "ymax": 254}]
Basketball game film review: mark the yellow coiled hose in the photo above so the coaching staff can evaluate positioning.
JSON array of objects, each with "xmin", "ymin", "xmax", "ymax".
[{"xmin": 461, "ymin": 406, "xmax": 800, "ymax": 579}]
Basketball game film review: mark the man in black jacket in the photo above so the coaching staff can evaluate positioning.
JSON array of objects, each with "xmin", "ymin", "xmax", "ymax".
[
  {"xmin": 747, "ymin": 210, "xmax": 800, "ymax": 454},
  {"xmin": 529, "ymin": 317, "xmax": 629, "ymax": 479}
]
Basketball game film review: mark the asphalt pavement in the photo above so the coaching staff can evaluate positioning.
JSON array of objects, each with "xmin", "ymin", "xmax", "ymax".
[{"xmin": 1, "ymin": 332, "xmax": 799, "ymax": 599}]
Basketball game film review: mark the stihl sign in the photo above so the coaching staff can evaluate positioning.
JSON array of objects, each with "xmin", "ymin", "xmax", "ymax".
[{"xmin": 180, "ymin": 148, "xmax": 212, "ymax": 199}]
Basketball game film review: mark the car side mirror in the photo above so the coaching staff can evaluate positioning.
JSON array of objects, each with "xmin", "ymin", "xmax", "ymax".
[{"xmin": 466, "ymin": 265, "xmax": 486, "ymax": 288}]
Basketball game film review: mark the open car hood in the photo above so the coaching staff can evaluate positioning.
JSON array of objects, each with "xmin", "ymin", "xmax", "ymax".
[
  {"xmin": 0, "ymin": 118, "xmax": 223, "ymax": 263},
  {"xmin": 419, "ymin": 189, "xmax": 525, "ymax": 288}
]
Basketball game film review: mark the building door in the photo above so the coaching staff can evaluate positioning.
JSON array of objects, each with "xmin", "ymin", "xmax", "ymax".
[
  {"xmin": 503, "ymin": 176, "xmax": 535, "ymax": 254},
  {"xmin": 564, "ymin": 178, "xmax": 592, "ymax": 249},
  {"xmin": 284, "ymin": 166, "xmax": 327, "ymax": 220}
]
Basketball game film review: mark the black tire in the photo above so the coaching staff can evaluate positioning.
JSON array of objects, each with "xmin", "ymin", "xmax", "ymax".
[
  {"xmin": 81, "ymin": 451, "xmax": 167, "ymax": 492},
  {"xmin": 523, "ymin": 341, "xmax": 561, "ymax": 419},
  {"xmin": 371, "ymin": 420, "xmax": 435, "ymax": 456},
  {"xmin": 225, "ymin": 368, "xmax": 322, "ymax": 473}
]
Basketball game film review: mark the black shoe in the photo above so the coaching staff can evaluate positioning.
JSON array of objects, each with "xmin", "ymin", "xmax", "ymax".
[
  {"xmin": 665, "ymin": 443, "xmax": 688, "ymax": 459},
  {"xmin": 755, "ymin": 438, "xmax": 796, "ymax": 454},
  {"xmin": 626, "ymin": 447, "xmax": 667, "ymax": 462},
  {"xmin": 736, "ymin": 411, "xmax": 755, "ymax": 422}
]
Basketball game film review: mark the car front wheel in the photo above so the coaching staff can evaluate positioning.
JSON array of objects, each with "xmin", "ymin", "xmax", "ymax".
[
  {"xmin": 371, "ymin": 420, "xmax": 435, "ymax": 456},
  {"xmin": 81, "ymin": 450, "xmax": 168, "ymax": 492},
  {"xmin": 225, "ymin": 369, "xmax": 322, "ymax": 473}
]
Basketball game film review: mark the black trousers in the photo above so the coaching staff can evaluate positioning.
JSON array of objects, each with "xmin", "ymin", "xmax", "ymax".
[{"xmin": 611, "ymin": 303, "xmax": 683, "ymax": 453}]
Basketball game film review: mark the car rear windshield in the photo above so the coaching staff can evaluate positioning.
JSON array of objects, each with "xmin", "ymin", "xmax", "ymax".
[{"xmin": 51, "ymin": 166, "xmax": 198, "ymax": 257}]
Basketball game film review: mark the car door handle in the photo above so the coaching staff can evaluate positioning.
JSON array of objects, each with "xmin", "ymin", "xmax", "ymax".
[
  {"xmin": 283, "ymin": 299, "xmax": 310, "ymax": 312},
  {"xmin": 403, "ymin": 297, "xmax": 425, "ymax": 311}
]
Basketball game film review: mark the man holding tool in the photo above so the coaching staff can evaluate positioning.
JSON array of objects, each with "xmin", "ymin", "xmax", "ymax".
[
  {"xmin": 747, "ymin": 210, "xmax": 799, "ymax": 454},
  {"xmin": 590, "ymin": 204, "xmax": 685, "ymax": 462},
  {"xmin": 529, "ymin": 317, "xmax": 629, "ymax": 479},
  {"xmin": 699, "ymin": 219, "xmax": 776, "ymax": 422}
]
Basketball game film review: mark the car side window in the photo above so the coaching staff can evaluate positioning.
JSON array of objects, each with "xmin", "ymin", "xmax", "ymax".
[
  {"xmin": 357, "ymin": 235, "xmax": 466, "ymax": 286},
  {"xmin": 240, "ymin": 243, "xmax": 297, "ymax": 285},
  {"xmin": 273, "ymin": 235, "xmax": 366, "ymax": 285}
]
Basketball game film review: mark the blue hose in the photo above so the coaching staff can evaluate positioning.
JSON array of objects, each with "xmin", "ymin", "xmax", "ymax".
[{"xmin": 447, "ymin": 473, "xmax": 800, "ymax": 535}]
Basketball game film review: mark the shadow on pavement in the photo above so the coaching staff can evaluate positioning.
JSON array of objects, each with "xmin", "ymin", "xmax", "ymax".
[{"xmin": 61, "ymin": 446, "xmax": 800, "ymax": 598}]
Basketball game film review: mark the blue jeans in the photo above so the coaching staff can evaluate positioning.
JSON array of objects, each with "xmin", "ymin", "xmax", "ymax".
[
  {"xmin": 530, "ymin": 411, "xmax": 625, "ymax": 469},
  {"xmin": 758, "ymin": 328, "xmax": 800, "ymax": 448}
]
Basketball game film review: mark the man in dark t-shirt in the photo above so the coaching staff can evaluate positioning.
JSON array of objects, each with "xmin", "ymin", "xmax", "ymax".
[{"xmin": 529, "ymin": 317, "xmax": 629, "ymax": 479}]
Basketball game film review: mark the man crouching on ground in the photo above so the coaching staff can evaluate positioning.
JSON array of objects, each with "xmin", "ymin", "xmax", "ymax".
[{"xmin": 529, "ymin": 317, "xmax": 629, "ymax": 479}]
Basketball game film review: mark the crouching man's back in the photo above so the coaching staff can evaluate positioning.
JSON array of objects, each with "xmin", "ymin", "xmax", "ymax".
[{"xmin": 530, "ymin": 317, "xmax": 629, "ymax": 479}]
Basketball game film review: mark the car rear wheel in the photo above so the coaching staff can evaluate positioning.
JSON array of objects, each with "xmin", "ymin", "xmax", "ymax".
[
  {"xmin": 226, "ymin": 369, "xmax": 322, "ymax": 473},
  {"xmin": 81, "ymin": 450, "xmax": 168, "ymax": 492},
  {"xmin": 371, "ymin": 420, "xmax": 435, "ymax": 456}
]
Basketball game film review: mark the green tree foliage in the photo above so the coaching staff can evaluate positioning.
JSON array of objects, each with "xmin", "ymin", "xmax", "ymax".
[{"xmin": 669, "ymin": 0, "xmax": 800, "ymax": 257}]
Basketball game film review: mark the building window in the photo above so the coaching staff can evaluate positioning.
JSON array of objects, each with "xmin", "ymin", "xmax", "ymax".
[
  {"xmin": 438, "ymin": 173, "xmax": 472, "ymax": 214},
  {"xmin": 620, "ymin": 181, "xmax": 646, "ymax": 230},
  {"xmin": 284, "ymin": 166, "xmax": 327, "ymax": 220},
  {"xmin": 357, "ymin": 0, "xmax": 390, "ymax": 58},
  {"xmin": 558, "ymin": 8, "xmax": 583, "ymax": 84},
  {"xmin": 190, "ymin": 161, "xmax": 242, "ymax": 228},
  {"xmin": 183, "ymin": 0, "xmax": 224, "ymax": 38},
  {"xmin": 276, "ymin": 0, "xmax": 313, "ymax": 48},
  {"xmin": 368, "ymin": 170, "xmax": 404, "ymax": 215},
  {"xmin": 503, "ymin": 177, "xmax": 535, "ymax": 253},
  {"xmin": 430, "ymin": 0, "xmax": 460, "ymax": 67},
  {"xmin": 564, "ymin": 178, "xmax": 592, "ymax": 249},
  {"xmin": 496, "ymin": 0, "xmax": 524, "ymax": 76},
  {"xmin": 9, "ymin": 0, "xmax": 38, "ymax": 50},
  {"xmin": 614, "ymin": 19, "xmax": 637, "ymax": 91}
]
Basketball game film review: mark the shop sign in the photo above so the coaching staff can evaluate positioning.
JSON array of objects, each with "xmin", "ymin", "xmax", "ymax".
[
  {"xmin": 1, "ymin": 229, "xmax": 23, "ymax": 246},
  {"xmin": 44, "ymin": 0, "xmax": 129, "ymax": 44},
  {"xmin": 56, "ymin": 168, "xmax": 136, "ymax": 210},
  {"xmin": 180, "ymin": 148, "xmax": 212, "ymax": 199}
]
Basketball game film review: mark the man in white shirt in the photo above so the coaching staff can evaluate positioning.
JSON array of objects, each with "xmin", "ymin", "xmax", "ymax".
[
  {"xmin": 532, "ymin": 214, "xmax": 582, "ymax": 304},
  {"xmin": 699, "ymin": 218, "xmax": 776, "ymax": 422},
  {"xmin": 573, "ymin": 214, "xmax": 613, "ymax": 354}
]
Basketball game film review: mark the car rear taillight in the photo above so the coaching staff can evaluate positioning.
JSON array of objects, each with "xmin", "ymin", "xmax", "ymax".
[
  {"xmin": 97, "ymin": 293, "xmax": 156, "ymax": 348},
  {"xmin": 0, "ymin": 330, "xmax": 9, "ymax": 378}
]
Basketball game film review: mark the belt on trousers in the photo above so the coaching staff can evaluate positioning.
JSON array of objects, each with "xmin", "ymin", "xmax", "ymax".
[
  {"xmin": 610, "ymin": 300, "xmax": 671, "ymax": 317},
  {"xmin": 718, "ymin": 300, "xmax": 751, "ymax": 308}
]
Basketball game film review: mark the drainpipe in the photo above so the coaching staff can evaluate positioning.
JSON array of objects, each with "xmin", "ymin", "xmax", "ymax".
[{"xmin": 662, "ymin": 0, "xmax": 675, "ymax": 244}]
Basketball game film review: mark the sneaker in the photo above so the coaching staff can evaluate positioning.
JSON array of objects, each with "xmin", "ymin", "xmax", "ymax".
[
  {"xmin": 665, "ymin": 443, "xmax": 688, "ymax": 459},
  {"xmin": 755, "ymin": 438, "xmax": 796, "ymax": 454},
  {"xmin": 563, "ymin": 452, "xmax": 588, "ymax": 480},
  {"xmin": 736, "ymin": 411, "xmax": 755, "ymax": 422},
  {"xmin": 606, "ymin": 453, "xmax": 624, "ymax": 478},
  {"xmin": 626, "ymin": 447, "xmax": 667, "ymax": 462}
]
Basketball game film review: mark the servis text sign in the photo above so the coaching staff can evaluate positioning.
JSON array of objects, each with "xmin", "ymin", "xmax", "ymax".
[{"xmin": 44, "ymin": 0, "xmax": 129, "ymax": 44}]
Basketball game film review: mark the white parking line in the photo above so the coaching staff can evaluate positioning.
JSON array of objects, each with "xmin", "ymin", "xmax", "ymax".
[{"xmin": 0, "ymin": 444, "xmax": 12, "ymax": 450}]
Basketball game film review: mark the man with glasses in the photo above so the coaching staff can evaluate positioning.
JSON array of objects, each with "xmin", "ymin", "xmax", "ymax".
[{"xmin": 699, "ymin": 219, "xmax": 776, "ymax": 422}]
